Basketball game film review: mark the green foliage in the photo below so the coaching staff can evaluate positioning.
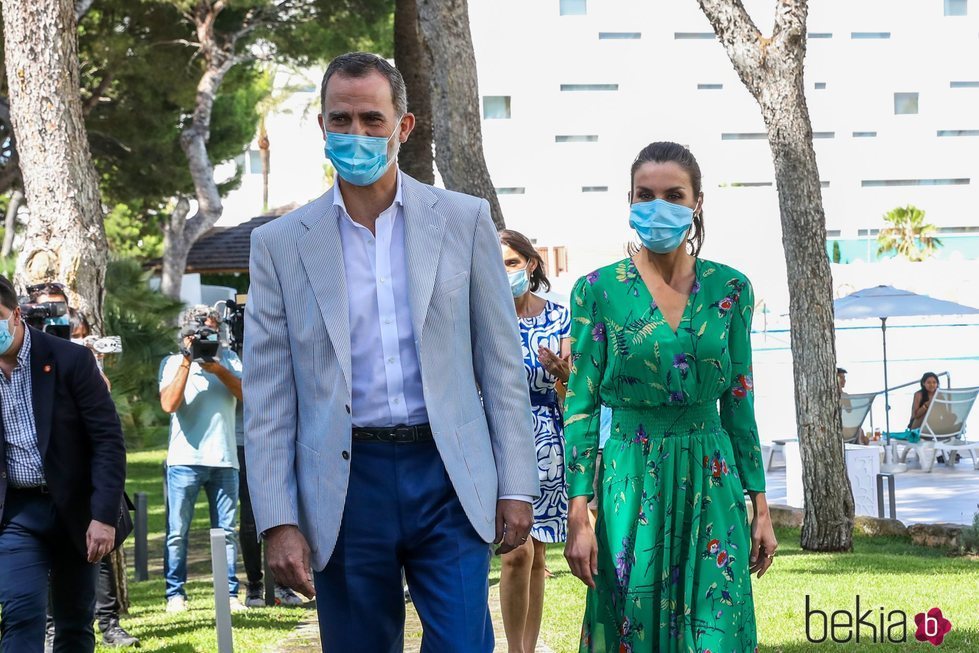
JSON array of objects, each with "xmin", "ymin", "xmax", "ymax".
[
  {"xmin": 0, "ymin": 254, "xmax": 14, "ymax": 279},
  {"xmin": 877, "ymin": 204, "xmax": 943, "ymax": 262},
  {"xmin": 104, "ymin": 203, "xmax": 164, "ymax": 261},
  {"xmin": 961, "ymin": 505, "xmax": 979, "ymax": 554},
  {"xmin": 831, "ymin": 240, "xmax": 842, "ymax": 264},
  {"xmin": 102, "ymin": 259, "xmax": 184, "ymax": 449}
]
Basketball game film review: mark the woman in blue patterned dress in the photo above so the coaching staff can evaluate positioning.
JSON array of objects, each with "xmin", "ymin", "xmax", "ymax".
[{"xmin": 498, "ymin": 229, "xmax": 571, "ymax": 653}]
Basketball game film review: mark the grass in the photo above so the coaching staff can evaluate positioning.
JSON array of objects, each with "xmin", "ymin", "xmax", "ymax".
[
  {"xmin": 117, "ymin": 449, "xmax": 979, "ymax": 651},
  {"xmin": 106, "ymin": 448, "xmax": 309, "ymax": 652},
  {"xmin": 536, "ymin": 529, "xmax": 979, "ymax": 652}
]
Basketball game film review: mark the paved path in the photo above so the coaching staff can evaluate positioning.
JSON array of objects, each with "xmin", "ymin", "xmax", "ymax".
[{"xmin": 275, "ymin": 585, "xmax": 555, "ymax": 653}]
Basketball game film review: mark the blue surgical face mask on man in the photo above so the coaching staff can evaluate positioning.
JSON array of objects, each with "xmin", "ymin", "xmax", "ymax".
[
  {"xmin": 629, "ymin": 198, "xmax": 695, "ymax": 254},
  {"xmin": 0, "ymin": 311, "xmax": 17, "ymax": 356},
  {"xmin": 508, "ymin": 269, "xmax": 530, "ymax": 297},
  {"xmin": 324, "ymin": 116, "xmax": 403, "ymax": 187}
]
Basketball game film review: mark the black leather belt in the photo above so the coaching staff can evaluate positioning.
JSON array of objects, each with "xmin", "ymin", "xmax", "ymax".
[
  {"xmin": 352, "ymin": 424, "xmax": 433, "ymax": 443},
  {"xmin": 8, "ymin": 484, "xmax": 50, "ymax": 495}
]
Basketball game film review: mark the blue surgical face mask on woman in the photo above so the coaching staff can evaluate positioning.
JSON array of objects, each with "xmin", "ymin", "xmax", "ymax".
[
  {"xmin": 629, "ymin": 198, "xmax": 695, "ymax": 254},
  {"xmin": 508, "ymin": 269, "xmax": 530, "ymax": 297},
  {"xmin": 0, "ymin": 312, "xmax": 17, "ymax": 355},
  {"xmin": 324, "ymin": 116, "xmax": 403, "ymax": 187}
]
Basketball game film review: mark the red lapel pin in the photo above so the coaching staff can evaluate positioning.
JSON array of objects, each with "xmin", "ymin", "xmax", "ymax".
[{"xmin": 43, "ymin": 365, "xmax": 52, "ymax": 373}]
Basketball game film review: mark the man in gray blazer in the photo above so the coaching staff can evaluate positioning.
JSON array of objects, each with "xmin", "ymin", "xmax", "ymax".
[{"xmin": 243, "ymin": 52, "xmax": 539, "ymax": 652}]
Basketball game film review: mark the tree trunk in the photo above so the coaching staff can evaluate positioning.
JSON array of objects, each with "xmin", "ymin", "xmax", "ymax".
[
  {"xmin": 416, "ymin": 0, "xmax": 504, "ymax": 228},
  {"xmin": 159, "ymin": 2, "xmax": 242, "ymax": 300},
  {"xmin": 1, "ymin": 0, "xmax": 107, "ymax": 332},
  {"xmin": 1, "ymin": 188, "xmax": 24, "ymax": 258},
  {"xmin": 258, "ymin": 120, "xmax": 270, "ymax": 212},
  {"xmin": 697, "ymin": 0, "xmax": 853, "ymax": 551},
  {"xmin": 395, "ymin": 0, "xmax": 435, "ymax": 185}
]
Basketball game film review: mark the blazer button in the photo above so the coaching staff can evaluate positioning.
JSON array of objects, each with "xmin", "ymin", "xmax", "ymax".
[
  {"xmin": 341, "ymin": 451, "xmax": 350, "ymax": 460},
  {"xmin": 345, "ymin": 405, "xmax": 351, "ymax": 414}
]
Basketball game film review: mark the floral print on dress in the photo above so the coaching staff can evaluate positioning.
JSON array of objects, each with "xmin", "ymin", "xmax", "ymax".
[{"xmin": 565, "ymin": 257, "xmax": 765, "ymax": 653}]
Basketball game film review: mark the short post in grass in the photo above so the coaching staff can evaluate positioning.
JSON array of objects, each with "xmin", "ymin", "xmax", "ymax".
[
  {"xmin": 133, "ymin": 492, "xmax": 149, "ymax": 581},
  {"xmin": 210, "ymin": 528, "xmax": 235, "ymax": 652},
  {"xmin": 263, "ymin": 547, "xmax": 275, "ymax": 606}
]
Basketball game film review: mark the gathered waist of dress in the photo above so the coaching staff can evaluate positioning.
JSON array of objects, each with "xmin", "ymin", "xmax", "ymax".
[{"xmin": 606, "ymin": 402, "xmax": 722, "ymax": 437}]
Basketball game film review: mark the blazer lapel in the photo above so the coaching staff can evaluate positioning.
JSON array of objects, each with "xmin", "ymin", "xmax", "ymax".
[
  {"xmin": 28, "ymin": 329, "xmax": 55, "ymax": 459},
  {"xmin": 401, "ymin": 174, "xmax": 447, "ymax": 340},
  {"xmin": 297, "ymin": 188, "xmax": 352, "ymax": 394}
]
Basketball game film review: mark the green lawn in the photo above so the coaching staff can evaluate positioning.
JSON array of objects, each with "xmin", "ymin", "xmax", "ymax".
[
  {"xmin": 107, "ymin": 449, "xmax": 309, "ymax": 652},
  {"xmin": 116, "ymin": 450, "xmax": 978, "ymax": 652},
  {"xmin": 536, "ymin": 529, "xmax": 979, "ymax": 653}
]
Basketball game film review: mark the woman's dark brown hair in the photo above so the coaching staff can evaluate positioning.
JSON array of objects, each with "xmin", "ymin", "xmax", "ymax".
[
  {"xmin": 499, "ymin": 229, "xmax": 551, "ymax": 293},
  {"xmin": 630, "ymin": 141, "xmax": 705, "ymax": 256}
]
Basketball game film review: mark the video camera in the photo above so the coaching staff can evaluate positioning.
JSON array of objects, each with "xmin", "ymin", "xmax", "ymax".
[
  {"xmin": 20, "ymin": 300, "xmax": 70, "ymax": 339},
  {"xmin": 180, "ymin": 313, "xmax": 221, "ymax": 363},
  {"xmin": 216, "ymin": 294, "xmax": 246, "ymax": 355}
]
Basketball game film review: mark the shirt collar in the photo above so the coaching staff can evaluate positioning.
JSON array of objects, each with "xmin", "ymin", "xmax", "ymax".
[
  {"xmin": 333, "ymin": 168, "xmax": 404, "ymax": 219},
  {"xmin": 17, "ymin": 322, "xmax": 31, "ymax": 367}
]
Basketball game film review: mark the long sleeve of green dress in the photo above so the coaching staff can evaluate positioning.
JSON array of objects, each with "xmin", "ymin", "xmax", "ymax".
[
  {"xmin": 563, "ymin": 275, "xmax": 607, "ymax": 501},
  {"xmin": 718, "ymin": 279, "xmax": 767, "ymax": 492}
]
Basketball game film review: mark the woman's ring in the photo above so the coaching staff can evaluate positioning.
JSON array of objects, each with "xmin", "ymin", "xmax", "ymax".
[{"xmin": 766, "ymin": 552, "xmax": 776, "ymax": 560}]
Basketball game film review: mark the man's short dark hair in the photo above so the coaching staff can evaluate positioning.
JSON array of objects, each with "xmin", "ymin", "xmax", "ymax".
[
  {"xmin": 0, "ymin": 275, "xmax": 18, "ymax": 311},
  {"xmin": 320, "ymin": 52, "xmax": 408, "ymax": 117},
  {"xmin": 837, "ymin": 367, "xmax": 847, "ymax": 375}
]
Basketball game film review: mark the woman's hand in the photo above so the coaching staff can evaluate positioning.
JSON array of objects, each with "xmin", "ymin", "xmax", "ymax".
[
  {"xmin": 538, "ymin": 345, "xmax": 570, "ymax": 383},
  {"xmin": 564, "ymin": 498, "xmax": 598, "ymax": 588},
  {"xmin": 749, "ymin": 507, "xmax": 778, "ymax": 579}
]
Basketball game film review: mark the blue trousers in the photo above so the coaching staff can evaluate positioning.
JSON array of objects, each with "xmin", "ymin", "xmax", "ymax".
[
  {"xmin": 0, "ymin": 490, "xmax": 98, "ymax": 653},
  {"xmin": 164, "ymin": 465, "xmax": 240, "ymax": 599},
  {"xmin": 314, "ymin": 439, "xmax": 494, "ymax": 653}
]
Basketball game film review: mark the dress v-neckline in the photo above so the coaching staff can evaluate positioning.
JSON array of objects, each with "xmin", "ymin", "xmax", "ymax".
[{"xmin": 630, "ymin": 257, "xmax": 700, "ymax": 337}]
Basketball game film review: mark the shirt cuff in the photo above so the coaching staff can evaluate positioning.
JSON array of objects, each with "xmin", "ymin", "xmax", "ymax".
[{"xmin": 498, "ymin": 494, "xmax": 534, "ymax": 503}]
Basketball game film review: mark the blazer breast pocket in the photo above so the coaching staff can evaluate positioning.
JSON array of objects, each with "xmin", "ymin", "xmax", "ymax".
[{"xmin": 436, "ymin": 272, "xmax": 469, "ymax": 296}]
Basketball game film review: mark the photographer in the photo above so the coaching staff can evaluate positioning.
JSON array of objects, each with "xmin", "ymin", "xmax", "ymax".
[
  {"xmin": 159, "ymin": 305, "xmax": 244, "ymax": 612},
  {"xmin": 26, "ymin": 285, "xmax": 138, "ymax": 649},
  {"xmin": 0, "ymin": 275, "xmax": 130, "ymax": 652}
]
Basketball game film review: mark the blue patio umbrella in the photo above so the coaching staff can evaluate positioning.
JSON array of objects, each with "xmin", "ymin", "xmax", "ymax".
[{"xmin": 834, "ymin": 285, "xmax": 979, "ymax": 437}]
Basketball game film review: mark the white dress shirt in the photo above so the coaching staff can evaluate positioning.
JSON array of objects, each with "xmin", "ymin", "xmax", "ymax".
[
  {"xmin": 335, "ymin": 172, "xmax": 428, "ymax": 428},
  {"xmin": 334, "ymin": 171, "xmax": 531, "ymax": 504}
]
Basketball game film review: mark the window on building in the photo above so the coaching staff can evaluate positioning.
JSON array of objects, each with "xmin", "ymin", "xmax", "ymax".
[
  {"xmin": 814, "ymin": 82, "xmax": 827, "ymax": 90},
  {"xmin": 937, "ymin": 129, "xmax": 979, "ymax": 136},
  {"xmin": 495, "ymin": 187, "xmax": 526, "ymax": 195},
  {"xmin": 813, "ymin": 132, "xmax": 836, "ymax": 138},
  {"xmin": 535, "ymin": 247, "xmax": 552, "ymax": 277},
  {"xmin": 674, "ymin": 32, "xmax": 715, "ymax": 39},
  {"xmin": 698, "ymin": 83, "xmax": 723, "ymax": 90},
  {"xmin": 560, "ymin": 84, "xmax": 618, "ymax": 91},
  {"xmin": 808, "ymin": 32, "xmax": 833, "ymax": 39},
  {"xmin": 950, "ymin": 81, "xmax": 979, "ymax": 88},
  {"xmin": 851, "ymin": 32, "xmax": 891, "ymax": 39},
  {"xmin": 821, "ymin": 181, "xmax": 831, "ymax": 188},
  {"xmin": 727, "ymin": 181, "xmax": 773, "ymax": 187},
  {"xmin": 894, "ymin": 92, "xmax": 919, "ymax": 114},
  {"xmin": 248, "ymin": 149, "xmax": 262, "ymax": 175},
  {"xmin": 826, "ymin": 229, "xmax": 842, "ymax": 237},
  {"xmin": 852, "ymin": 131, "xmax": 877, "ymax": 137},
  {"xmin": 555, "ymin": 135, "xmax": 599, "ymax": 143},
  {"xmin": 554, "ymin": 246, "xmax": 569, "ymax": 275},
  {"xmin": 483, "ymin": 96, "xmax": 511, "ymax": 119},
  {"xmin": 582, "ymin": 186, "xmax": 608, "ymax": 192},
  {"xmin": 721, "ymin": 132, "xmax": 767, "ymax": 140},
  {"xmin": 944, "ymin": 0, "xmax": 967, "ymax": 16},
  {"xmin": 598, "ymin": 32, "xmax": 641, "ymax": 39},
  {"xmin": 861, "ymin": 178, "xmax": 969, "ymax": 187},
  {"xmin": 559, "ymin": 0, "xmax": 587, "ymax": 15}
]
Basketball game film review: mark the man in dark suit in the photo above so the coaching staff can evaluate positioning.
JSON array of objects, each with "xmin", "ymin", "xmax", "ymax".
[{"xmin": 0, "ymin": 275, "xmax": 130, "ymax": 653}]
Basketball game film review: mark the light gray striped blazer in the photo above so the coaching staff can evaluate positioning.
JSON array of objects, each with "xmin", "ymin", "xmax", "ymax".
[{"xmin": 242, "ymin": 172, "xmax": 539, "ymax": 570}]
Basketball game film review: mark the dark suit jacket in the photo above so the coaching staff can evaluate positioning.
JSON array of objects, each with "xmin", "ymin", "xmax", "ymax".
[{"xmin": 0, "ymin": 327, "xmax": 131, "ymax": 557}]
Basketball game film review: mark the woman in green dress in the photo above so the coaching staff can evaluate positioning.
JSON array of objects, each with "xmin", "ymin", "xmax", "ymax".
[{"xmin": 563, "ymin": 142, "xmax": 778, "ymax": 653}]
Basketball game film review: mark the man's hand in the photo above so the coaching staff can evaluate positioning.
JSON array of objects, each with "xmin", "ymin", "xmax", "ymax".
[
  {"xmin": 494, "ymin": 499, "xmax": 533, "ymax": 555},
  {"xmin": 200, "ymin": 360, "xmax": 225, "ymax": 375},
  {"xmin": 265, "ymin": 525, "xmax": 315, "ymax": 598},
  {"xmin": 86, "ymin": 520, "xmax": 116, "ymax": 563}
]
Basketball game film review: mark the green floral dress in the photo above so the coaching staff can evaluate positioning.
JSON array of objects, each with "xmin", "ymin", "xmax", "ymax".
[{"xmin": 564, "ymin": 257, "xmax": 766, "ymax": 653}]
